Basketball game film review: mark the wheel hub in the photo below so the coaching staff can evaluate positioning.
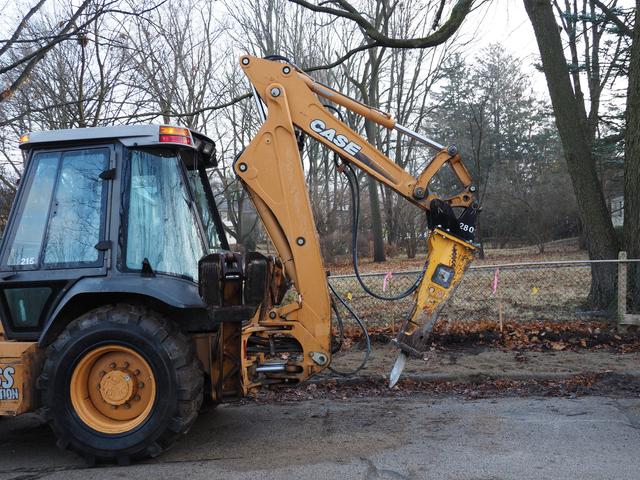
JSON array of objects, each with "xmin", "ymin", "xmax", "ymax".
[
  {"xmin": 70, "ymin": 345, "xmax": 156, "ymax": 434},
  {"xmin": 100, "ymin": 370, "xmax": 135, "ymax": 406}
]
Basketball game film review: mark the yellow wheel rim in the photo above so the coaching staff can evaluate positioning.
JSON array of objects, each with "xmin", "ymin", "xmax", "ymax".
[{"xmin": 70, "ymin": 345, "xmax": 157, "ymax": 435}]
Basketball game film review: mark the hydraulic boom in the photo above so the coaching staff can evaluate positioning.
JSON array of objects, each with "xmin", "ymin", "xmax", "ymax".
[{"xmin": 236, "ymin": 56, "xmax": 479, "ymax": 386}]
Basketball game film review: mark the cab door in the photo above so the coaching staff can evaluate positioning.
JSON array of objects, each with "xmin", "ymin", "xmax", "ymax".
[{"xmin": 0, "ymin": 146, "xmax": 113, "ymax": 340}]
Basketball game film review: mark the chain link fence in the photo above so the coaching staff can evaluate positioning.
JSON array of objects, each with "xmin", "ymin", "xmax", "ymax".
[{"xmin": 328, "ymin": 259, "xmax": 640, "ymax": 328}]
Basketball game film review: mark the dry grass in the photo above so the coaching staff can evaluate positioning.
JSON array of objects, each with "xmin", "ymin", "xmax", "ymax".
[
  {"xmin": 327, "ymin": 238, "xmax": 603, "ymax": 328},
  {"xmin": 326, "ymin": 237, "xmax": 586, "ymax": 275}
]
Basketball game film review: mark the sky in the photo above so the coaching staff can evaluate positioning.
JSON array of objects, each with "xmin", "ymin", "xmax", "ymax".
[
  {"xmin": 460, "ymin": 0, "xmax": 632, "ymax": 105},
  {"xmin": 456, "ymin": 0, "xmax": 548, "ymax": 94},
  {"xmin": 0, "ymin": 0, "xmax": 604, "ymax": 97},
  {"xmin": 472, "ymin": 0, "xmax": 540, "ymax": 56},
  {"xmin": 1, "ymin": 0, "xmax": 633, "ymax": 128}
]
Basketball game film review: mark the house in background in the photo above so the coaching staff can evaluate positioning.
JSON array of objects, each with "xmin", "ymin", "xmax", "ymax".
[{"xmin": 611, "ymin": 195, "xmax": 624, "ymax": 228}]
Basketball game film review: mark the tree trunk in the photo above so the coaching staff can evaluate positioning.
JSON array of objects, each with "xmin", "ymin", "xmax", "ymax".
[
  {"xmin": 406, "ymin": 236, "xmax": 417, "ymax": 259},
  {"xmin": 365, "ymin": 119, "xmax": 386, "ymax": 262},
  {"xmin": 366, "ymin": 176, "xmax": 386, "ymax": 262},
  {"xmin": 383, "ymin": 189, "xmax": 397, "ymax": 246},
  {"xmin": 475, "ymin": 212, "xmax": 485, "ymax": 259},
  {"xmin": 524, "ymin": 0, "xmax": 618, "ymax": 309},
  {"xmin": 624, "ymin": 0, "xmax": 640, "ymax": 312}
]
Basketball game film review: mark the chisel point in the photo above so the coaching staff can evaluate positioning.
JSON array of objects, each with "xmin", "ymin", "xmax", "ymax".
[{"xmin": 389, "ymin": 352, "xmax": 407, "ymax": 388}]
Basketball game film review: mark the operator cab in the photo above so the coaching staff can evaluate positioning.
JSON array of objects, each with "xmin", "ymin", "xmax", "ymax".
[{"xmin": 0, "ymin": 125, "xmax": 228, "ymax": 341}]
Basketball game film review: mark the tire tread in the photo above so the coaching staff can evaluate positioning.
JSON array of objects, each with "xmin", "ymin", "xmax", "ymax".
[{"xmin": 38, "ymin": 304, "xmax": 203, "ymax": 464}]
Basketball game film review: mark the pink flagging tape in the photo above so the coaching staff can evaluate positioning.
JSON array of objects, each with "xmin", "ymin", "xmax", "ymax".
[
  {"xmin": 383, "ymin": 272, "xmax": 393, "ymax": 292},
  {"xmin": 492, "ymin": 268, "xmax": 500, "ymax": 295}
]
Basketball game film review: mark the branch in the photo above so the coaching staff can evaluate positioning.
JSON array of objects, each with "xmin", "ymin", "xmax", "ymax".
[
  {"xmin": 0, "ymin": 0, "xmax": 94, "ymax": 76},
  {"xmin": 0, "ymin": 0, "xmax": 47, "ymax": 57},
  {"xmin": 289, "ymin": 0, "xmax": 475, "ymax": 48},
  {"xmin": 0, "ymin": 98, "xmax": 97, "ymax": 127},
  {"xmin": 593, "ymin": 0, "xmax": 634, "ymax": 38},
  {"xmin": 0, "ymin": 172, "xmax": 18, "ymax": 193},
  {"xmin": 432, "ymin": 0, "xmax": 447, "ymax": 31},
  {"xmin": 97, "ymin": 92, "xmax": 253, "ymax": 123},
  {"xmin": 0, "ymin": 0, "xmax": 170, "ymax": 102},
  {"xmin": 0, "ymin": 149, "xmax": 21, "ymax": 179},
  {"xmin": 305, "ymin": 41, "xmax": 379, "ymax": 71},
  {"xmin": 163, "ymin": 92, "xmax": 253, "ymax": 118}
]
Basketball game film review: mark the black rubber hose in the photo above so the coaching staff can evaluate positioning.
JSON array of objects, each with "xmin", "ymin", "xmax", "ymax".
[
  {"xmin": 330, "ymin": 297, "xmax": 344, "ymax": 355},
  {"xmin": 327, "ymin": 281, "xmax": 371, "ymax": 376},
  {"xmin": 323, "ymin": 99, "xmax": 427, "ymax": 299},
  {"xmin": 345, "ymin": 163, "xmax": 426, "ymax": 300}
]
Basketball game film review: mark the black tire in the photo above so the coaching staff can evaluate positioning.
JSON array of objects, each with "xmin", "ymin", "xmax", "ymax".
[{"xmin": 38, "ymin": 304, "xmax": 203, "ymax": 464}]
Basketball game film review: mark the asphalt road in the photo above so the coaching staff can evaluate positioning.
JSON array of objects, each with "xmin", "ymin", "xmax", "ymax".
[{"xmin": 1, "ymin": 394, "xmax": 639, "ymax": 480}]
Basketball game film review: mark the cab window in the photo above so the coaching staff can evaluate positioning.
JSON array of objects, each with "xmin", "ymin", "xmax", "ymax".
[
  {"xmin": 124, "ymin": 149, "xmax": 206, "ymax": 280},
  {"xmin": 6, "ymin": 152, "xmax": 58, "ymax": 267},
  {"xmin": 4, "ymin": 148, "xmax": 109, "ymax": 269},
  {"xmin": 188, "ymin": 168, "xmax": 221, "ymax": 251},
  {"xmin": 43, "ymin": 149, "xmax": 108, "ymax": 266}
]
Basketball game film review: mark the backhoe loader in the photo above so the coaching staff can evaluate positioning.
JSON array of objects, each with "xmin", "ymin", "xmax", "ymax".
[{"xmin": 0, "ymin": 56, "xmax": 478, "ymax": 463}]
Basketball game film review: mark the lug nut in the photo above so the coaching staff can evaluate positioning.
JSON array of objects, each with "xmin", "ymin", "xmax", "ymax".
[
  {"xmin": 134, "ymin": 369, "xmax": 140, "ymax": 376},
  {"xmin": 99, "ymin": 370, "xmax": 106, "ymax": 377},
  {"xmin": 138, "ymin": 381, "xmax": 145, "ymax": 389},
  {"xmin": 124, "ymin": 403, "xmax": 131, "ymax": 409},
  {"xmin": 133, "ymin": 395, "xmax": 141, "ymax": 401},
  {"xmin": 123, "ymin": 362, "xmax": 130, "ymax": 369},
  {"xmin": 110, "ymin": 405, "xmax": 117, "ymax": 410},
  {"xmin": 109, "ymin": 363, "xmax": 116, "ymax": 369},
  {"xmin": 271, "ymin": 87, "xmax": 281, "ymax": 97}
]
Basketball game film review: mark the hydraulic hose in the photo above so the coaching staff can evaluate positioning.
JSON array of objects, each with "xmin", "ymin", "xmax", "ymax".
[
  {"xmin": 327, "ymin": 281, "xmax": 371, "ymax": 376},
  {"xmin": 344, "ymin": 163, "xmax": 426, "ymax": 301},
  {"xmin": 330, "ymin": 297, "xmax": 344, "ymax": 355},
  {"xmin": 320, "ymin": 102, "xmax": 426, "ymax": 300}
]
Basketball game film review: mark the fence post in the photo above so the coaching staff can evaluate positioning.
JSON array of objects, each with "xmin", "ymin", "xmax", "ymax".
[
  {"xmin": 618, "ymin": 251, "xmax": 627, "ymax": 326},
  {"xmin": 619, "ymin": 251, "xmax": 640, "ymax": 327}
]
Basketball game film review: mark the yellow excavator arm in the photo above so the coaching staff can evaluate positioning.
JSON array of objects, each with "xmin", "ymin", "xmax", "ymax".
[{"xmin": 227, "ymin": 55, "xmax": 478, "ymax": 395}]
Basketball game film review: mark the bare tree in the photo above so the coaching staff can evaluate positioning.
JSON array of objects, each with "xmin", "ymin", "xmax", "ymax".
[
  {"xmin": 8, "ymin": 15, "xmax": 134, "ymax": 130},
  {"xmin": 119, "ymin": 0, "xmax": 225, "ymax": 129},
  {"xmin": 0, "ymin": 0, "xmax": 165, "ymax": 104},
  {"xmin": 587, "ymin": 0, "xmax": 640, "ymax": 312},
  {"xmin": 1, "ymin": 0, "xmax": 93, "ymax": 102},
  {"xmin": 523, "ymin": 0, "xmax": 621, "ymax": 309},
  {"xmin": 209, "ymin": 61, "xmax": 264, "ymax": 249},
  {"xmin": 289, "ymin": 0, "xmax": 477, "ymax": 49}
]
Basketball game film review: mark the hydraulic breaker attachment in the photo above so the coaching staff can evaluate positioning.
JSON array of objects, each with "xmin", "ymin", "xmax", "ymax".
[{"xmin": 390, "ymin": 229, "xmax": 475, "ymax": 387}]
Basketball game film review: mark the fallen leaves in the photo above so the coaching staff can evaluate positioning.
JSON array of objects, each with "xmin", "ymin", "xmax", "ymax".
[
  {"xmin": 339, "ymin": 320, "xmax": 640, "ymax": 353},
  {"xmin": 246, "ymin": 372, "xmax": 640, "ymax": 404}
]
